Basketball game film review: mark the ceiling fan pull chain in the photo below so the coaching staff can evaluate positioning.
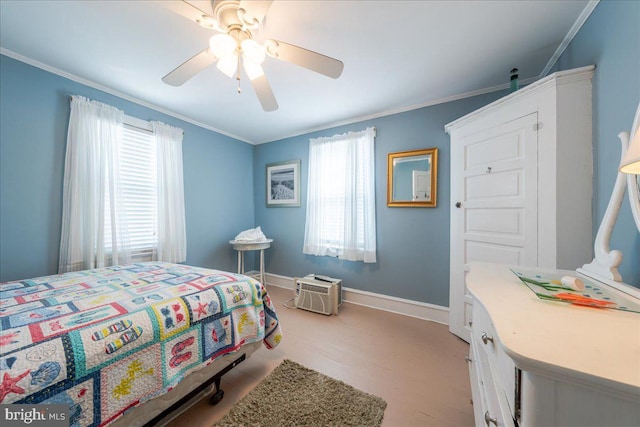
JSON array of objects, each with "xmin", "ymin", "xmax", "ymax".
[{"xmin": 236, "ymin": 52, "xmax": 242, "ymax": 94}]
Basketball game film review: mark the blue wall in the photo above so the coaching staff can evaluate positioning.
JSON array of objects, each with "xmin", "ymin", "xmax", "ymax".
[
  {"xmin": 254, "ymin": 92, "xmax": 505, "ymax": 307},
  {"xmin": 556, "ymin": 0, "xmax": 639, "ymax": 285},
  {"xmin": 0, "ymin": 55, "xmax": 255, "ymax": 282}
]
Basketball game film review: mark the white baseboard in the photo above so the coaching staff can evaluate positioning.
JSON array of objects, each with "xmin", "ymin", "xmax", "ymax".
[{"xmin": 262, "ymin": 272, "xmax": 449, "ymax": 325}]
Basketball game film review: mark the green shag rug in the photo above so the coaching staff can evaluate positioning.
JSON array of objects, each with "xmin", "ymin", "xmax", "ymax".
[{"xmin": 214, "ymin": 359, "xmax": 387, "ymax": 427}]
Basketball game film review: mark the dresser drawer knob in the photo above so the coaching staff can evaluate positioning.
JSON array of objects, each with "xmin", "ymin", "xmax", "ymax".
[
  {"xmin": 484, "ymin": 411, "xmax": 498, "ymax": 426},
  {"xmin": 481, "ymin": 332, "xmax": 494, "ymax": 345}
]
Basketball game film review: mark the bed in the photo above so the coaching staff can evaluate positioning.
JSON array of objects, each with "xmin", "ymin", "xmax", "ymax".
[{"xmin": 0, "ymin": 262, "xmax": 282, "ymax": 426}]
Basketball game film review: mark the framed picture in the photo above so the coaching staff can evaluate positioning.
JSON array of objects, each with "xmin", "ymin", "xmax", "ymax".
[
  {"xmin": 266, "ymin": 160, "xmax": 301, "ymax": 207},
  {"xmin": 387, "ymin": 147, "xmax": 438, "ymax": 207}
]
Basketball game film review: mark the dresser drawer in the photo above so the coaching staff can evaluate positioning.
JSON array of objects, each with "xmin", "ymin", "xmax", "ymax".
[
  {"xmin": 471, "ymin": 301, "xmax": 518, "ymax": 424},
  {"xmin": 471, "ymin": 300, "xmax": 494, "ymax": 350},
  {"xmin": 468, "ymin": 344, "xmax": 486, "ymax": 427}
]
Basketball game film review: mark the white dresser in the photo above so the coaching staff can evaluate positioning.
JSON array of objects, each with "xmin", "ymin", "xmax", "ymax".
[{"xmin": 466, "ymin": 262, "xmax": 640, "ymax": 427}]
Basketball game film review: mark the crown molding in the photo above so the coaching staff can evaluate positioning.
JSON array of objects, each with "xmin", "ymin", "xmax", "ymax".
[
  {"xmin": 539, "ymin": 0, "xmax": 599, "ymax": 78},
  {"xmin": 0, "ymin": 48, "xmax": 252, "ymax": 144}
]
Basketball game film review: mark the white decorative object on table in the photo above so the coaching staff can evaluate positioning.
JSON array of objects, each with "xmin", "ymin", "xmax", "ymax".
[{"xmin": 234, "ymin": 226, "xmax": 267, "ymax": 242}]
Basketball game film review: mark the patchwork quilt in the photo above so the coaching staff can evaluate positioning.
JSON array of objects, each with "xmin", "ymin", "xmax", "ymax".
[{"xmin": 0, "ymin": 262, "xmax": 282, "ymax": 426}]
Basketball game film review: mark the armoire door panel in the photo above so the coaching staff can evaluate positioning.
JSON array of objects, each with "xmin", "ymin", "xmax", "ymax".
[
  {"xmin": 464, "ymin": 130, "xmax": 524, "ymax": 170},
  {"xmin": 463, "ymin": 235, "xmax": 526, "ymax": 248},
  {"xmin": 465, "ymin": 240, "xmax": 523, "ymax": 265},
  {"xmin": 465, "ymin": 170, "xmax": 523, "ymax": 201},
  {"xmin": 465, "ymin": 208, "xmax": 523, "ymax": 238}
]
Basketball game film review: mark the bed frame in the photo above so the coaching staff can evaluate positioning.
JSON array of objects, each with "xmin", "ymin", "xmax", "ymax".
[{"xmin": 111, "ymin": 341, "xmax": 262, "ymax": 427}]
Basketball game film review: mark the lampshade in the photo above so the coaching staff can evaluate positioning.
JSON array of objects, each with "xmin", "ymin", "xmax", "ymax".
[
  {"xmin": 241, "ymin": 39, "xmax": 265, "ymax": 64},
  {"xmin": 209, "ymin": 34, "xmax": 236, "ymax": 58},
  {"xmin": 216, "ymin": 53, "xmax": 238, "ymax": 78},
  {"xmin": 620, "ymin": 127, "xmax": 640, "ymax": 174}
]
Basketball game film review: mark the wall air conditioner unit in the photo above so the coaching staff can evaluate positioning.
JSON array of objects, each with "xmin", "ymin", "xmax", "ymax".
[{"xmin": 294, "ymin": 275, "xmax": 342, "ymax": 315}]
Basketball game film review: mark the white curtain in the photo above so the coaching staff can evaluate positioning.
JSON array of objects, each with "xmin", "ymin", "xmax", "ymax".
[
  {"xmin": 59, "ymin": 96, "xmax": 131, "ymax": 273},
  {"xmin": 304, "ymin": 127, "xmax": 377, "ymax": 262},
  {"xmin": 152, "ymin": 121, "xmax": 187, "ymax": 263}
]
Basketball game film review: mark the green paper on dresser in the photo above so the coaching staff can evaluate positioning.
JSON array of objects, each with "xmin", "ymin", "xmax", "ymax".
[{"xmin": 510, "ymin": 269, "xmax": 640, "ymax": 313}]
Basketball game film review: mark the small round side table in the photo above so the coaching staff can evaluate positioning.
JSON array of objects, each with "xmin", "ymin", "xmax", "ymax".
[{"xmin": 229, "ymin": 239, "xmax": 273, "ymax": 285}]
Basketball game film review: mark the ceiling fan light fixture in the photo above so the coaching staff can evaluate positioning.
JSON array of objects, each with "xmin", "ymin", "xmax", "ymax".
[
  {"xmin": 241, "ymin": 39, "xmax": 266, "ymax": 64},
  {"xmin": 217, "ymin": 53, "xmax": 238, "ymax": 78},
  {"xmin": 162, "ymin": 0, "xmax": 341, "ymax": 111},
  {"xmin": 243, "ymin": 61, "xmax": 264, "ymax": 80},
  {"xmin": 209, "ymin": 34, "xmax": 237, "ymax": 58}
]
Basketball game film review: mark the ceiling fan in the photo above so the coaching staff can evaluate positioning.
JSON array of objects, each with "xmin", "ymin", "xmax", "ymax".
[{"xmin": 160, "ymin": 0, "xmax": 344, "ymax": 111}]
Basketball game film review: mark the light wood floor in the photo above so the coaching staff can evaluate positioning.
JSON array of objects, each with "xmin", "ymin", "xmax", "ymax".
[{"xmin": 167, "ymin": 285, "xmax": 474, "ymax": 427}]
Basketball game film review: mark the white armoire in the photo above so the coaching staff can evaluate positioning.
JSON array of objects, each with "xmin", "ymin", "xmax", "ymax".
[{"xmin": 445, "ymin": 65, "xmax": 595, "ymax": 341}]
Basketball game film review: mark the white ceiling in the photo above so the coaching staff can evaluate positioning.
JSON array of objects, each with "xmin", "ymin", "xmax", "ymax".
[{"xmin": 0, "ymin": 0, "xmax": 593, "ymax": 144}]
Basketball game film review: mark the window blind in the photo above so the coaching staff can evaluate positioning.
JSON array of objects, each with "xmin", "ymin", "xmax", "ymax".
[
  {"xmin": 121, "ymin": 125, "xmax": 158, "ymax": 252},
  {"xmin": 303, "ymin": 127, "xmax": 376, "ymax": 262},
  {"xmin": 105, "ymin": 124, "xmax": 158, "ymax": 255}
]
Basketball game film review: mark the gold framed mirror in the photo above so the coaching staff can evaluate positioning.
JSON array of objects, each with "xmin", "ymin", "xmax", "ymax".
[{"xmin": 387, "ymin": 148, "xmax": 438, "ymax": 207}]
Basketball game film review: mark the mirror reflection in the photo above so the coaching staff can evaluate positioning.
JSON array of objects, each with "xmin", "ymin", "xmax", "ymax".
[{"xmin": 387, "ymin": 148, "xmax": 438, "ymax": 207}]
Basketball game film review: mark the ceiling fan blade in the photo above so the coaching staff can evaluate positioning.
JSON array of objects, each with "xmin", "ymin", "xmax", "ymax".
[
  {"xmin": 184, "ymin": 1, "xmax": 215, "ymax": 16},
  {"xmin": 238, "ymin": 0, "xmax": 273, "ymax": 27},
  {"xmin": 266, "ymin": 40, "xmax": 344, "ymax": 79},
  {"xmin": 162, "ymin": 49, "xmax": 218, "ymax": 86},
  {"xmin": 158, "ymin": 1, "xmax": 216, "ymax": 29},
  {"xmin": 250, "ymin": 74, "xmax": 278, "ymax": 112}
]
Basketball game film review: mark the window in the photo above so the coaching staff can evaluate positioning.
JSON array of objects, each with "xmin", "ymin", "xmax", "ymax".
[
  {"xmin": 303, "ymin": 127, "xmax": 377, "ymax": 263},
  {"xmin": 105, "ymin": 121, "xmax": 158, "ymax": 256},
  {"xmin": 59, "ymin": 95, "xmax": 186, "ymax": 273}
]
